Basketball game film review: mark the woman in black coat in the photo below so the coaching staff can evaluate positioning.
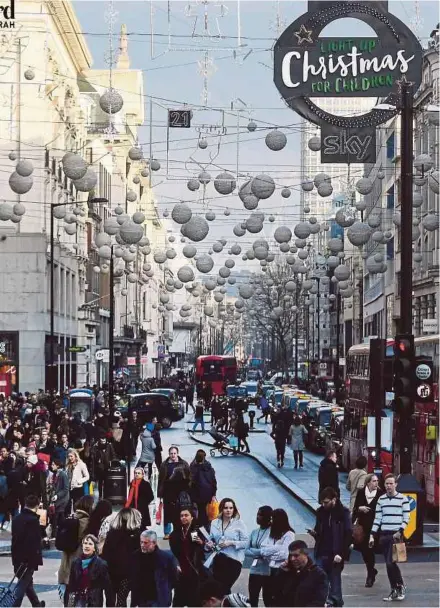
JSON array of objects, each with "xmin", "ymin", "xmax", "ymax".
[
  {"xmin": 352, "ymin": 473, "xmax": 384, "ymax": 588},
  {"xmin": 169, "ymin": 507, "xmax": 208, "ymax": 607},
  {"xmin": 101, "ymin": 508, "xmax": 142, "ymax": 606},
  {"xmin": 68, "ymin": 534, "xmax": 115, "ymax": 607},
  {"xmin": 125, "ymin": 468, "xmax": 154, "ymax": 530},
  {"xmin": 189, "ymin": 450, "xmax": 217, "ymax": 528}
]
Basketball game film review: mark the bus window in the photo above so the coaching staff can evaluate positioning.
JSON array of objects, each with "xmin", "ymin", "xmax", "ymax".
[{"xmin": 202, "ymin": 360, "xmax": 223, "ymax": 381}]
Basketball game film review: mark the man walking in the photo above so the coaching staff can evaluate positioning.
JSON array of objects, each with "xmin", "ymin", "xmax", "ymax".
[
  {"xmin": 129, "ymin": 530, "xmax": 178, "ymax": 606},
  {"xmin": 369, "ymin": 473, "xmax": 410, "ymax": 602},
  {"xmin": 318, "ymin": 449, "xmax": 340, "ymax": 498},
  {"xmin": 11, "ymin": 494, "xmax": 45, "ymax": 607}
]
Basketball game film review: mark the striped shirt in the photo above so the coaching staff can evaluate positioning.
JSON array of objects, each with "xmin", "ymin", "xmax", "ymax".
[{"xmin": 371, "ymin": 492, "xmax": 410, "ymax": 534}]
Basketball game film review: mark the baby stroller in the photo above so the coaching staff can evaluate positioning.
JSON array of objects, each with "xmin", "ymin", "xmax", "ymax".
[{"xmin": 208, "ymin": 428, "xmax": 232, "ymax": 457}]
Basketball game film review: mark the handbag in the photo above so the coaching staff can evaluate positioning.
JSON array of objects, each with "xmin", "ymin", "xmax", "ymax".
[
  {"xmin": 206, "ymin": 498, "xmax": 219, "ymax": 521},
  {"xmin": 156, "ymin": 500, "xmax": 163, "ymax": 525},
  {"xmin": 352, "ymin": 521, "xmax": 365, "ymax": 545},
  {"xmin": 392, "ymin": 542, "xmax": 407, "ymax": 563},
  {"xmin": 0, "ymin": 565, "xmax": 27, "ymax": 607}
]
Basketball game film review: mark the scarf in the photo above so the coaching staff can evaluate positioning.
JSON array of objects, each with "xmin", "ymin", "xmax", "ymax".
[
  {"xmin": 126, "ymin": 478, "xmax": 142, "ymax": 509},
  {"xmin": 365, "ymin": 486, "xmax": 377, "ymax": 504}
]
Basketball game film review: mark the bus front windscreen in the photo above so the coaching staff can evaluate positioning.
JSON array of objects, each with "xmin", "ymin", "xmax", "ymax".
[{"xmin": 202, "ymin": 360, "xmax": 223, "ymax": 381}]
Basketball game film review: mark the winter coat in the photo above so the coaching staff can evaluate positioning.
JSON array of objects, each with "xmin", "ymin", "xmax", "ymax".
[
  {"xmin": 68, "ymin": 460, "xmax": 90, "ymax": 491},
  {"xmin": 11, "ymin": 508, "xmax": 43, "ymax": 571},
  {"xmin": 234, "ymin": 419, "xmax": 249, "ymax": 439},
  {"xmin": 101, "ymin": 527, "xmax": 141, "ymax": 584},
  {"xmin": 346, "ymin": 468, "xmax": 368, "ymax": 511},
  {"xmin": 274, "ymin": 558, "xmax": 329, "ymax": 607},
  {"xmin": 51, "ymin": 469, "xmax": 70, "ymax": 512},
  {"xmin": 22, "ymin": 465, "xmax": 48, "ymax": 508},
  {"xmin": 318, "ymin": 457, "xmax": 340, "ymax": 497},
  {"xmin": 313, "ymin": 501, "xmax": 352, "ymax": 562},
  {"xmin": 169, "ymin": 523, "xmax": 207, "ymax": 579},
  {"xmin": 352, "ymin": 487, "xmax": 385, "ymax": 535},
  {"xmin": 158, "ymin": 457, "xmax": 190, "ymax": 499},
  {"xmin": 289, "ymin": 423, "xmax": 308, "ymax": 451},
  {"xmin": 129, "ymin": 548, "xmax": 178, "ymax": 608},
  {"xmin": 58, "ymin": 509, "xmax": 91, "ymax": 584},
  {"xmin": 53, "ymin": 443, "xmax": 69, "ymax": 466},
  {"xmin": 138, "ymin": 430, "xmax": 156, "ymax": 464},
  {"xmin": 189, "ymin": 461, "xmax": 217, "ymax": 503},
  {"xmin": 126, "ymin": 478, "xmax": 154, "ymax": 528},
  {"xmin": 68, "ymin": 554, "xmax": 115, "ymax": 607},
  {"xmin": 90, "ymin": 442, "xmax": 116, "ymax": 480}
]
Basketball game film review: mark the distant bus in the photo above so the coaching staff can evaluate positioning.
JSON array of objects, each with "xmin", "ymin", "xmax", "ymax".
[{"xmin": 195, "ymin": 355, "xmax": 237, "ymax": 396}]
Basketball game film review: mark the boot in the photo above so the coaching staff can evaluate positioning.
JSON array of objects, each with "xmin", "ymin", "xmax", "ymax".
[{"xmin": 365, "ymin": 568, "xmax": 378, "ymax": 587}]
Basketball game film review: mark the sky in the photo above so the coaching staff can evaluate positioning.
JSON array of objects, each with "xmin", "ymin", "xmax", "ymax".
[{"xmin": 72, "ymin": 0, "xmax": 439, "ymax": 262}]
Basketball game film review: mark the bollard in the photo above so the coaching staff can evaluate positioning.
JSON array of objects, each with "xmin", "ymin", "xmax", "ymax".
[{"xmin": 248, "ymin": 410, "xmax": 255, "ymax": 430}]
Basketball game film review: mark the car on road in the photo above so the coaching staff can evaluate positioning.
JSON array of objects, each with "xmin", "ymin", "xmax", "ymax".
[
  {"xmin": 150, "ymin": 387, "xmax": 180, "ymax": 408},
  {"xmin": 121, "ymin": 392, "xmax": 184, "ymax": 428}
]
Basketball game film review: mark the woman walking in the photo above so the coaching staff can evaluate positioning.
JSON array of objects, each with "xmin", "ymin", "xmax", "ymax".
[
  {"xmin": 102, "ymin": 508, "xmax": 142, "ymax": 606},
  {"xmin": 136, "ymin": 427, "xmax": 156, "ymax": 480},
  {"xmin": 245, "ymin": 506, "xmax": 273, "ymax": 607},
  {"xmin": 346, "ymin": 456, "xmax": 368, "ymax": 511},
  {"xmin": 65, "ymin": 449, "xmax": 90, "ymax": 514},
  {"xmin": 86, "ymin": 499, "xmax": 113, "ymax": 538},
  {"xmin": 288, "ymin": 417, "xmax": 308, "ymax": 469},
  {"xmin": 260, "ymin": 508, "xmax": 295, "ymax": 606},
  {"xmin": 270, "ymin": 420, "xmax": 287, "ymax": 468},
  {"xmin": 189, "ymin": 450, "xmax": 217, "ymax": 529},
  {"xmin": 158, "ymin": 446, "xmax": 190, "ymax": 539},
  {"xmin": 206, "ymin": 498, "xmax": 249, "ymax": 595},
  {"xmin": 352, "ymin": 473, "xmax": 384, "ymax": 587},
  {"xmin": 125, "ymin": 467, "xmax": 154, "ymax": 531},
  {"xmin": 169, "ymin": 507, "xmax": 207, "ymax": 607},
  {"xmin": 68, "ymin": 534, "xmax": 114, "ymax": 607}
]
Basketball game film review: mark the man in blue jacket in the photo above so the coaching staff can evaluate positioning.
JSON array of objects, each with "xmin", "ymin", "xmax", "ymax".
[
  {"xmin": 308, "ymin": 487, "xmax": 352, "ymax": 607},
  {"xmin": 129, "ymin": 530, "xmax": 178, "ymax": 607}
]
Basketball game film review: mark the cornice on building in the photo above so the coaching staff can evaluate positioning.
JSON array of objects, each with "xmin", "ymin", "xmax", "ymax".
[{"xmin": 48, "ymin": 0, "xmax": 92, "ymax": 73}]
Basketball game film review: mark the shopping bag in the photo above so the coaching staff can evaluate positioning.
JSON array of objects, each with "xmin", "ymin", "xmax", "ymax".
[
  {"xmin": 206, "ymin": 498, "xmax": 219, "ymax": 521},
  {"xmin": 89, "ymin": 481, "xmax": 94, "ymax": 496},
  {"xmin": 392, "ymin": 542, "xmax": 407, "ymax": 563},
  {"xmin": 156, "ymin": 500, "xmax": 163, "ymax": 525},
  {"xmin": 83, "ymin": 481, "xmax": 90, "ymax": 495},
  {"xmin": 352, "ymin": 521, "xmax": 365, "ymax": 545},
  {"xmin": 0, "ymin": 564, "xmax": 27, "ymax": 607},
  {"xmin": 37, "ymin": 507, "xmax": 47, "ymax": 527}
]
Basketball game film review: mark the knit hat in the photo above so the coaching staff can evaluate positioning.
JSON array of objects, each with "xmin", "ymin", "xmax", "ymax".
[{"xmin": 224, "ymin": 594, "xmax": 251, "ymax": 607}]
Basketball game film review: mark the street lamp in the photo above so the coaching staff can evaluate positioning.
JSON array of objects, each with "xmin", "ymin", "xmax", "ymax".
[{"xmin": 310, "ymin": 276, "xmax": 321, "ymax": 362}]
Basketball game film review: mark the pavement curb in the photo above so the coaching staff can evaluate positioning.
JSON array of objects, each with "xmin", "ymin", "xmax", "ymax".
[{"xmin": 187, "ymin": 431, "xmax": 439, "ymax": 555}]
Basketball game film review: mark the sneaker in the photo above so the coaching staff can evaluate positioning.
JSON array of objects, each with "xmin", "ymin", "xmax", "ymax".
[
  {"xmin": 395, "ymin": 585, "xmax": 406, "ymax": 601},
  {"xmin": 383, "ymin": 589, "xmax": 398, "ymax": 602}
]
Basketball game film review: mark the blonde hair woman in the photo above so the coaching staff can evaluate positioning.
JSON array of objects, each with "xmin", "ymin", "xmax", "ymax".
[{"xmin": 66, "ymin": 448, "xmax": 90, "ymax": 514}]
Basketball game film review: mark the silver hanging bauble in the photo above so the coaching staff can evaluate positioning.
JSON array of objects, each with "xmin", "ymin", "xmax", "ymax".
[
  {"xmin": 177, "ymin": 266, "xmax": 195, "ymax": 283},
  {"xmin": 13, "ymin": 202, "xmax": 26, "ymax": 216},
  {"xmin": 150, "ymin": 159, "xmax": 161, "ymax": 171},
  {"xmin": 413, "ymin": 191, "xmax": 423, "ymax": 208},
  {"xmin": 233, "ymin": 223, "xmax": 246, "ymax": 237},
  {"xmin": 294, "ymin": 222, "xmax": 311, "ymax": 239},
  {"xmin": 247, "ymin": 120, "xmax": 257, "ymax": 132},
  {"xmin": 308, "ymin": 136, "xmax": 321, "ymax": 151},
  {"xmin": 127, "ymin": 273, "xmax": 138, "ymax": 283},
  {"xmin": 99, "ymin": 88, "xmax": 124, "ymax": 114},
  {"xmin": 198, "ymin": 171, "xmax": 211, "ymax": 185},
  {"xmin": 62, "ymin": 153, "xmax": 87, "ymax": 180},
  {"xmin": 268, "ymin": 215, "xmax": 275, "ymax": 223},
  {"xmin": 313, "ymin": 173, "xmax": 331, "ymax": 187},
  {"xmin": 205, "ymin": 210, "xmax": 216, "ymax": 221},
  {"xmin": 413, "ymin": 252, "xmax": 423, "ymax": 263},
  {"xmin": 254, "ymin": 246, "xmax": 268, "ymax": 260},
  {"xmin": 172, "ymin": 203, "xmax": 192, "ymax": 224},
  {"xmin": 224, "ymin": 208, "xmax": 231, "ymax": 216},
  {"xmin": 239, "ymin": 180, "xmax": 259, "ymax": 209},
  {"xmin": 301, "ymin": 178, "xmax": 314, "ymax": 192},
  {"xmin": 335, "ymin": 208, "xmax": 355, "ymax": 228},
  {"xmin": 95, "ymin": 232, "xmax": 112, "ymax": 248},
  {"xmin": 132, "ymin": 175, "xmax": 140, "ymax": 185},
  {"xmin": 141, "ymin": 168, "xmax": 149, "ymax": 178},
  {"xmin": 414, "ymin": 174, "xmax": 427, "ymax": 187},
  {"xmin": 422, "ymin": 214, "xmax": 439, "ymax": 231},
  {"xmin": 355, "ymin": 200, "xmax": 367, "ymax": 212},
  {"xmin": 295, "ymin": 238, "xmax": 307, "ymax": 248},
  {"xmin": 153, "ymin": 250, "xmax": 167, "ymax": 264},
  {"xmin": 0, "ymin": 202, "xmax": 13, "ymax": 221},
  {"xmin": 246, "ymin": 211, "xmax": 264, "ymax": 234},
  {"xmin": 181, "ymin": 215, "xmax": 209, "ymax": 242},
  {"xmin": 187, "ymin": 178, "xmax": 200, "ymax": 192},
  {"xmin": 8, "ymin": 151, "xmax": 17, "ymax": 161},
  {"xmin": 196, "ymin": 254, "xmax": 214, "ymax": 273},
  {"xmin": 64, "ymin": 223, "xmax": 76, "ymax": 235},
  {"xmin": 128, "ymin": 147, "xmax": 143, "ymax": 161},
  {"xmin": 9, "ymin": 172, "xmax": 33, "ymax": 194},
  {"xmin": 356, "ymin": 177, "xmax": 374, "ymax": 195},
  {"xmin": 117, "ymin": 214, "xmax": 129, "ymax": 226},
  {"xmin": 250, "ymin": 174, "xmax": 275, "ymax": 199},
  {"xmin": 347, "ymin": 222, "xmax": 372, "ymax": 246},
  {"xmin": 114, "ymin": 205, "xmax": 124, "ymax": 215},
  {"xmin": 219, "ymin": 266, "xmax": 231, "ymax": 278},
  {"xmin": 73, "ymin": 168, "xmax": 97, "ymax": 192},
  {"xmin": 126, "ymin": 190, "xmax": 137, "ymax": 203},
  {"xmin": 334, "ymin": 264, "xmax": 350, "ymax": 281},
  {"xmin": 204, "ymin": 305, "xmax": 214, "ymax": 317},
  {"xmin": 274, "ymin": 226, "xmax": 292, "ymax": 243},
  {"xmin": 225, "ymin": 258, "xmax": 235, "ymax": 269},
  {"xmin": 281, "ymin": 187, "xmax": 291, "ymax": 198},
  {"xmin": 309, "ymin": 222, "xmax": 321, "ymax": 234},
  {"xmin": 328, "ymin": 237, "xmax": 344, "ymax": 253},
  {"xmin": 377, "ymin": 170, "xmax": 385, "ymax": 180},
  {"xmin": 297, "ymin": 249, "xmax": 308, "ymax": 259},
  {"xmin": 132, "ymin": 211, "xmax": 145, "ymax": 224},
  {"xmin": 231, "ymin": 244, "xmax": 241, "ymax": 255},
  {"xmin": 214, "ymin": 172, "xmax": 236, "ymax": 195},
  {"xmin": 166, "ymin": 248, "xmax": 176, "ymax": 259},
  {"xmin": 372, "ymin": 230, "xmax": 385, "ymax": 243},
  {"xmin": 98, "ymin": 245, "xmax": 112, "ymax": 260},
  {"xmin": 212, "ymin": 242, "xmax": 223, "ymax": 253},
  {"xmin": 392, "ymin": 212, "xmax": 401, "ymax": 227},
  {"xmin": 366, "ymin": 256, "xmax": 385, "ymax": 274},
  {"xmin": 265, "ymin": 129, "xmax": 287, "ymax": 151},
  {"xmin": 16, "ymin": 159, "xmax": 34, "ymax": 177},
  {"xmin": 239, "ymin": 284, "xmax": 254, "ymax": 299},
  {"xmin": 198, "ymin": 138, "xmax": 208, "ymax": 149},
  {"xmin": 53, "ymin": 206, "xmax": 66, "ymax": 220},
  {"xmin": 119, "ymin": 220, "xmax": 144, "ymax": 244},
  {"xmin": 304, "ymin": 206, "xmax": 311, "ymax": 214},
  {"xmin": 318, "ymin": 182, "xmax": 333, "ymax": 197},
  {"xmin": 367, "ymin": 214, "xmax": 381, "ymax": 228},
  {"xmin": 414, "ymin": 153, "xmax": 434, "ymax": 173},
  {"xmin": 428, "ymin": 170, "xmax": 439, "ymax": 194},
  {"xmin": 24, "ymin": 68, "xmax": 35, "ymax": 80}
]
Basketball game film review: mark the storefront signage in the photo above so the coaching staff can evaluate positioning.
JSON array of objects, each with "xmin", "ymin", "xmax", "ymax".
[{"xmin": 273, "ymin": 1, "xmax": 423, "ymax": 133}]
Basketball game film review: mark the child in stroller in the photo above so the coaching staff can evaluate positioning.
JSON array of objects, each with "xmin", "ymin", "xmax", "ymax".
[{"xmin": 208, "ymin": 419, "xmax": 232, "ymax": 457}]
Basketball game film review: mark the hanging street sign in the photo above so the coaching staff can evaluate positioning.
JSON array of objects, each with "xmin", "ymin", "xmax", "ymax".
[
  {"xmin": 321, "ymin": 124, "xmax": 376, "ymax": 163},
  {"xmin": 67, "ymin": 346, "xmax": 87, "ymax": 353},
  {"xmin": 168, "ymin": 110, "xmax": 191, "ymax": 128}
]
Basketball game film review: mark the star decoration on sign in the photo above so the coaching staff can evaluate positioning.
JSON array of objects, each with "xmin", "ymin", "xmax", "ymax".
[{"xmin": 294, "ymin": 24, "xmax": 314, "ymax": 44}]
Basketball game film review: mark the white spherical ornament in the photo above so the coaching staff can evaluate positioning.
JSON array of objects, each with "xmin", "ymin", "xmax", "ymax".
[
  {"xmin": 274, "ymin": 226, "xmax": 292, "ymax": 243},
  {"xmin": 12, "ymin": 202, "xmax": 26, "ymax": 216},
  {"xmin": 392, "ymin": 212, "xmax": 401, "ymax": 227},
  {"xmin": 239, "ymin": 180, "xmax": 259, "ymax": 209},
  {"xmin": 314, "ymin": 173, "xmax": 331, "ymax": 187},
  {"xmin": 247, "ymin": 120, "xmax": 257, "ymax": 132},
  {"xmin": 132, "ymin": 175, "xmax": 140, "ymax": 185},
  {"xmin": 422, "ymin": 214, "xmax": 439, "ymax": 231},
  {"xmin": 117, "ymin": 214, "xmax": 129, "ymax": 226},
  {"xmin": 196, "ymin": 254, "xmax": 214, "ymax": 273},
  {"xmin": 114, "ymin": 205, "xmax": 124, "ymax": 215},
  {"xmin": 24, "ymin": 68, "xmax": 35, "ymax": 81},
  {"xmin": 251, "ymin": 174, "xmax": 275, "ymax": 199},
  {"xmin": 328, "ymin": 237, "xmax": 344, "ymax": 253},
  {"xmin": 127, "ymin": 273, "xmax": 138, "ymax": 283},
  {"xmin": 9, "ymin": 172, "xmax": 33, "ymax": 194},
  {"xmin": 301, "ymin": 178, "xmax": 314, "ymax": 192},
  {"xmin": 128, "ymin": 147, "xmax": 143, "ymax": 161},
  {"xmin": 281, "ymin": 187, "xmax": 291, "ymax": 199},
  {"xmin": 413, "ymin": 191, "xmax": 423, "ymax": 208},
  {"xmin": 143, "ymin": 263, "xmax": 152, "ymax": 272},
  {"xmin": 198, "ymin": 171, "xmax": 211, "ymax": 185},
  {"xmin": 181, "ymin": 216, "xmax": 209, "ymax": 242},
  {"xmin": 233, "ymin": 224, "xmax": 246, "ymax": 237},
  {"xmin": 212, "ymin": 242, "xmax": 223, "ymax": 253},
  {"xmin": 372, "ymin": 230, "xmax": 385, "ymax": 243},
  {"xmin": 367, "ymin": 214, "xmax": 381, "ymax": 228},
  {"xmin": 265, "ymin": 130, "xmax": 287, "ymax": 151},
  {"xmin": 219, "ymin": 266, "xmax": 230, "ymax": 278},
  {"xmin": 239, "ymin": 285, "xmax": 254, "ymax": 299},
  {"xmin": 308, "ymin": 136, "xmax": 321, "ymax": 151},
  {"xmin": 132, "ymin": 211, "xmax": 145, "ymax": 224},
  {"xmin": 99, "ymin": 88, "xmax": 124, "ymax": 114},
  {"xmin": 310, "ymin": 223, "xmax": 321, "ymax": 234},
  {"xmin": 205, "ymin": 279, "xmax": 216, "ymax": 291},
  {"xmin": 231, "ymin": 244, "xmax": 241, "ymax": 255},
  {"xmin": 214, "ymin": 292, "xmax": 224, "ymax": 303},
  {"xmin": 414, "ymin": 153, "xmax": 434, "ymax": 173},
  {"xmin": 295, "ymin": 238, "xmax": 307, "ymax": 248},
  {"xmin": 356, "ymin": 177, "xmax": 374, "ymax": 195},
  {"xmin": 267, "ymin": 215, "xmax": 275, "ymax": 223},
  {"xmin": 150, "ymin": 159, "xmax": 161, "ymax": 172},
  {"xmin": 245, "ymin": 213, "xmax": 263, "ymax": 234},
  {"xmin": 141, "ymin": 168, "xmax": 149, "ymax": 178},
  {"xmin": 355, "ymin": 200, "xmax": 367, "ymax": 212},
  {"xmin": 204, "ymin": 305, "xmax": 214, "ymax": 317},
  {"xmin": 126, "ymin": 190, "xmax": 137, "ymax": 203},
  {"xmin": 225, "ymin": 258, "xmax": 235, "ymax": 269},
  {"xmin": 172, "ymin": 203, "xmax": 192, "ymax": 225},
  {"xmin": 198, "ymin": 138, "xmax": 208, "ymax": 149},
  {"xmin": 347, "ymin": 222, "xmax": 372, "ymax": 246},
  {"xmin": 16, "ymin": 159, "xmax": 34, "ymax": 177},
  {"xmin": 64, "ymin": 213, "xmax": 76, "ymax": 224},
  {"xmin": 73, "ymin": 168, "xmax": 97, "ymax": 192},
  {"xmin": 95, "ymin": 232, "xmax": 111, "ymax": 248},
  {"xmin": 414, "ymin": 175, "xmax": 426, "ymax": 187},
  {"xmin": 187, "ymin": 178, "xmax": 200, "ymax": 192},
  {"xmin": 334, "ymin": 264, "xmax": 350, "ymax": 281},
  {"xmin": 413, "ymin": 252, "xmax": 423, "ymax": 263},
  {"xmin": 294, "ymin": 222, "xmax": 311, "ymax": 239},
  {"xmin": 374, "ymin": 253, "xmax": 384, "ymax": 263},
  {"xmin": 93, "ymin": 266, "xmax": 101, "ymax": 274},
  {"xmin": 98, "ymin": 245, "xmax": 112, "ymax": 260},
  {"xmin": 335, "ymin": 208, "xmax": 355, "ymax": 228},
  {"xmin": 318, "ymin": 182, "xmax": 333, "ymax": 197},
  {"xmin": 224, "ymin": 208, "xmax": 231, "ymax": 217},
  {"xmin": 64, "ymin": 223, "xmax": 76, "ymax": 235},
  {"xmin": 52, "ymin": 206, "xmax": 66, "ymax": 220},
  {"xmin": 205, "ymin": 210, "xmax": 216, "ymax": 221},
  {"xmin": 8, "ymin": 151, "xmax": 17, "ymax": 161},
  {"xmin": 304, "ymin": 206, "xmax": 311, "ymax": 214},
  {"xmin": 122, "ymin": 250, "xmax": 135, "ymax": 263},
  {"xmin": 377, "ymin": 170, "xmax": 385, "ymax": 180},
  {"xmin": 160, "ymin": 293, "xmax": 170, "ymax": 304},
  {"xmin": 166, "ymin": 248, "xmax": 176, "ymax": 259},
  {"xmin": 214, "ymin": 172, "xmax": 236, "ymax": 195},
  {"xmin": 428, "ymin": 170, "xmax": 439, "ymax": 194},
  {"xmin": 177, "ymin": 266, "xmax": 195, "ymax": 283},
  {"xmin": 73, "ymin": 206, "xmax": 82, "ymax": 216},
  {"xmin": 366, "ymin": 256, "xmax": 385, "ymax": 274},
  {"xmin": 297, "ymin": 249, "xmax": 308, "ymax": 259},
  {"xmin": 119, "ymin": 220, "xmax": 144, "ymax": 244},
  {"xmin": 153, "ymin": 250, "xmax": 167, "ymax": 264},
  {"xmin": 0, "ymin": 202, "xmax": 13, "ymax": 221},
  {"xmin": 253, "ymin": 246, "xmax": 268, "ymax": 260}
]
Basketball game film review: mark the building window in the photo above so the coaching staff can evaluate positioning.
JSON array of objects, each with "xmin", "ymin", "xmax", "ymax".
[
  {"xmin": 386, "ymin": 237, "xmax": 394, "ymax": 260},
  {"xmin": 386, "ymin": 134, "xmax": 395, "ymax": 159},
  {"xmin": 386, "ymin": 185, "xmax": 395, "ymax": 209}
]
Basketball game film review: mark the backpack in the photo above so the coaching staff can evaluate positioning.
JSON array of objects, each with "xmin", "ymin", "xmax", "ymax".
[
  {"xmin": 177, "ymin": 490, "xmax": 193, "ymax": 511},
  {"xmin": 55, "ymin": 515, "xmax": 80, "ymax": 552}
]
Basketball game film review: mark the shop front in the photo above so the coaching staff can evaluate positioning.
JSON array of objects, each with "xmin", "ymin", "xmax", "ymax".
[{"xmin": 0, "ymin": 332, "xmax": 19, "ymax": 397}]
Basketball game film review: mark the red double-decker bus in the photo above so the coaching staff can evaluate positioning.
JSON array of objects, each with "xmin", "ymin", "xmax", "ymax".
[
  {"xmin": 344, "ymin": 335, "xmax": 439, "ymax": 509},
  {"xmin": 195, "ymin": 355, "xmax": 237, "ymax": 396}
]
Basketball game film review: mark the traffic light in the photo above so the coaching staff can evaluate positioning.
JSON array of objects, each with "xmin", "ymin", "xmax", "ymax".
[{"xmin": 393, "ymin": 333, "xmax": 415, "ymax": 415}]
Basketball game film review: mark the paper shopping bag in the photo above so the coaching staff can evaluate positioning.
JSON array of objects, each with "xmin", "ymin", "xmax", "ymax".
[{"xmin": 392, "ymin": 542, "xmax": 407, "ymax": 563}]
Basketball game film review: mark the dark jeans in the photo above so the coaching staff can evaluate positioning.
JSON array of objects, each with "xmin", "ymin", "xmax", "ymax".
[
  {"xmin": 196, "ymin": 501, "xmax": 209, "ymax": 528},
  {"xmin": 315, "ymin": 556, "xmax": 343, "ymax": 607},
  {"xmin": 360, "ymin": 543, "xmax": 376, "ymax": 576},
  {"xmin": 13, "ymin": 566, "xmax": 40, "ymax": 607},
  {"xmin": 51, "ymin": 509, "xmax": 65, "ymax": 539},
  {"xmin": 248, "ymin": 573, "xmax": 271, "ymax": 607},
  {"xmin": 379, "ymin": 531, "xmax": 404, "ymax": 589},
  {"xmin": 212, "ymin": 552, "xmax": 242, "ymax": 595},
  {"xmin": 275, "ymin": 441, "xmax": 285, "ymax": 463},
  {"xmin": 154, "ymin": 450, "xmax": 162, "ymax": 473},
  {"xmin": 293, "ymin": 450, "xmax": 304, "ymax": 467},
  {"xmin": 66, "ymin": 486, "xmax": 83, "ymax": 515}
]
